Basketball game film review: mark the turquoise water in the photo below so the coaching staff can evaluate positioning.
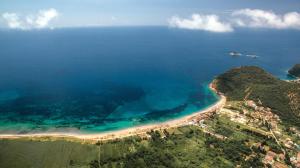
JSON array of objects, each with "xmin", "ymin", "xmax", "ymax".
[{"xmin": 0, "ymin": 27, "xmax": 299, "ymax": 134}]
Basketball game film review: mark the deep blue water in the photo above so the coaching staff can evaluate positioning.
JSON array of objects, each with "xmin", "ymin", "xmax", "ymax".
[{"xmin": 0, "ymin": 27, "xmax": 299, "ymax": 133}]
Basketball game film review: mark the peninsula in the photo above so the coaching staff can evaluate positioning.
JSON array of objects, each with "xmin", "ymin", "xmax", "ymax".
[{"xmin": 0, "ymin": 66, "xmax": 299, "ymax": 168}]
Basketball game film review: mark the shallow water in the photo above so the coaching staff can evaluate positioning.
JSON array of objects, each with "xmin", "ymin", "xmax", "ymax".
[{"xmin": 0, "ymin": 27, "xmax": 299, "ymax": 133}]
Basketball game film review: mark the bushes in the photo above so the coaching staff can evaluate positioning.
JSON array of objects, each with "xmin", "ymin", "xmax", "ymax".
[
  {"xmin": 205, "ymin": 138, "xmax": 251, "ymax": 162},
  {"xmin": 242, "ymin": 155, "xmax": 264, "ymax": 168},
  {"xmin": 123, "ymin": 146, "xmax": 178, "ymax": 168},
  {"xmin": 214, "ymin": 125, "xmax": 234, "ymax": 137}
]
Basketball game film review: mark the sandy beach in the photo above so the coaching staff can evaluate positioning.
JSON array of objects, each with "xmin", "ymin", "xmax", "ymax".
[{"xmin": 0, "ymin": 83, "xmax": 226, "ymax": 141}]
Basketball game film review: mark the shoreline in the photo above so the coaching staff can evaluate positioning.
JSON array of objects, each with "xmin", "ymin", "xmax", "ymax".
[{"xmin": 0, "ymin": 82, "xmax": 226, "ymax": 141}]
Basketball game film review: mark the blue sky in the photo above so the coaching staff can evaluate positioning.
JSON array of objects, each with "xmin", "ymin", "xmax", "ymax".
[{"xmin": 1, "ymin": 0, "xmax": 300, "ymax": 30}]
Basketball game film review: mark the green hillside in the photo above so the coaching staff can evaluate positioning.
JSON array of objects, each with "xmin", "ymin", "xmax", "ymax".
[
  {"xmin": 1, "ymin": 66, "xmax": 298, "ymax": 168},
  {"xmin": 215, "ymin": 66, "xmax": 300, "ymax": 128}
]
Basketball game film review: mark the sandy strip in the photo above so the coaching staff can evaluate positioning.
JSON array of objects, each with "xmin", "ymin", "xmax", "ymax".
[{"xmin": 0, "ymin": 83, "xmax": 226, "ymax": 141}]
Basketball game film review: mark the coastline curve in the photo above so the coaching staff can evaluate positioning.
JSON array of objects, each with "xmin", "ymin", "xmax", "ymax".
[{"xmin": 0, "ymin": 82, "xmax": 226, "ymax": 141}]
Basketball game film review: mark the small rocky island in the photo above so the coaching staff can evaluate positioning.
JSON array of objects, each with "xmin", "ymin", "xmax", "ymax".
[
  {"xmin": 288, "ymin": 64, "xmax": 300, "ymax": 78},
  {"xmin": 229, "ymin": 51, "xmax": 242, "ymax": 56}
]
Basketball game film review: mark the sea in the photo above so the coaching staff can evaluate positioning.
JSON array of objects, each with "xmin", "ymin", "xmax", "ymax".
[{"xmin": 0, "ymin": 26, "xmax": 299, "ymax": 134}]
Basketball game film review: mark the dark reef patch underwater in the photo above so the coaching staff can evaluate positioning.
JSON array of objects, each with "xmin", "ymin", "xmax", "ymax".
[{"xmin": 0, "ymin": 27, "xmax": 299, "ymax": 133}]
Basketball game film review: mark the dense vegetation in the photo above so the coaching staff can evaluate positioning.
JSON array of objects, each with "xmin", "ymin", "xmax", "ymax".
[
  {"xmin": 288, "ymin": 64, "xmax": 300, "ymax": 77},
  {"xmin": 0, "ymin": 66, "xmax": 297, "ymax": 168},
  {"xmin": 1, "ymin": 114, "xmax": 279, "ymax": 168},
  {"xmin": 215, "ymin": 66, "xmax": 300, "ymax": 128}
]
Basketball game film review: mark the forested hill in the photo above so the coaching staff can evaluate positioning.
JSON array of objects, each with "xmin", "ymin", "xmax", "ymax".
[{"xmin": 214, "ymin": 66, "xmax": 300, "ymax": 128}]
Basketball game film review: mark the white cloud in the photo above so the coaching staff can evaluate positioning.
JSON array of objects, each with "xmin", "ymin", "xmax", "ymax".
[
  {"xmin": 2, "ymin": 13, "xmax": 22, "ymax": 29},
  {"xmin": 232, "ymin": 9, "xmax": 300, "ymax": 29},
  {"xmin": 35, "ymin": 8, "xmax": 59, "ymax": 28},
  {"xmin": 169, "ymin": 9, "xmax": 300, "ymax": 32},
  {"xmin": 168, "ymin": 14, "xmax": 233, "ymax": 33},
  {"xmin": 2, "ymin": 8, "xmax": 59, "ymax": 30}
]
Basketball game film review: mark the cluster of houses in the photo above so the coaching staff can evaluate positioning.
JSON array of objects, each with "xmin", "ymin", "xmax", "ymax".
[
  {"xmin": 244, "ymin": 100, "xmax": 280, "ymax": 129},
  {"xmin": 288, "ymin": 127, "xmax": 300, "ymax": 138},
  {"xmin": 252, "ymin": 138, "xmax": 300, "ymax": 168},
  {"xmin": 282, "ymin": 138, "xmax": 300, "ymax": 168},
  {"xmin": 183, "ymin": 97, "xmax": 300, "ymax": 167},
  {"xmin": 290, "ymin": 152, "xmax": 300, "ymax": 168},
  {"xmin": 187, "ymin": 110, "xmax": 217, "ymax": 127},
  {"xmin": 262, "ymin": 150, "xmax": 287, "ymax": 168},
  {"xmin": 244, "ymin": 100, "xmax": 300, "ymax": 168},
  {"xmin": 222, "ymin": 100, "xmax": 280, "ymax": 130}
]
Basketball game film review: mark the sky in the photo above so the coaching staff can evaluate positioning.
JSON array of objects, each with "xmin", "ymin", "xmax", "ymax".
[{"xmin": 0, "ymin": 0, "xmax": 300, "ymax": 31}]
